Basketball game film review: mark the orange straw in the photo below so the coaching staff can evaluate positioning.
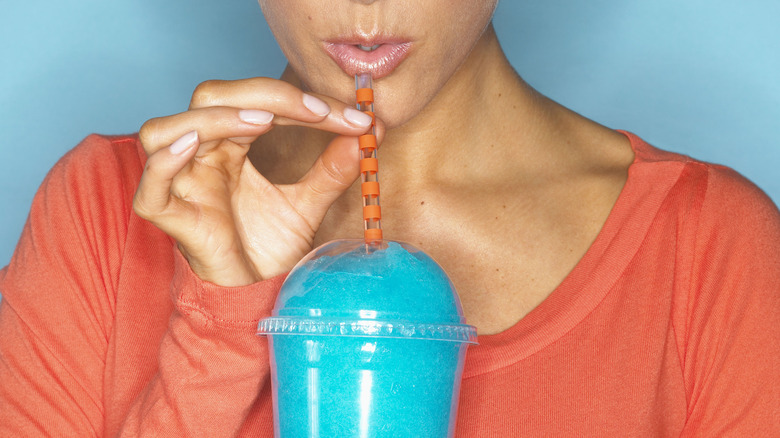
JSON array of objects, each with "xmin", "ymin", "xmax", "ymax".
[{"xmin": 355, "ymin": 73, "xmax": 382, "ymax": 242}]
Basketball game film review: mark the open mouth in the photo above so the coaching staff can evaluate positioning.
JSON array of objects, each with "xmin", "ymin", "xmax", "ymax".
[{"xmin": 357, "ymin": 44, "xmax": 382, "ymax": 52}]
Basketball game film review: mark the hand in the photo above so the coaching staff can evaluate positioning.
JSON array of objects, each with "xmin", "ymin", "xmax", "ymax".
[{"xmin": 133, "ymin": 78, "xmax": 382, "ymax": 286}]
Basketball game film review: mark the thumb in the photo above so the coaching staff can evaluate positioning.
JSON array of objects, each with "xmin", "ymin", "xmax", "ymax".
[
  {"xmin": 294, "ymin": 116, "xmax": 385, "ymax": 227},
  {"xmin": 293, "ymin": 134, "xmax": 362, "ymax": 223}
]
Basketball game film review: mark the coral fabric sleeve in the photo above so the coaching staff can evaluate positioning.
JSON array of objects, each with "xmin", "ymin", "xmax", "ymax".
[
  {"xmin": 0, "ymin": 135, "xmax": 283, "ymax": 436},
  {"xmin": 677, "ymin": 165, "xmax": 780, "ymax": 434},
  {"xmin": 0, "ymin": 133, "xmax": 779, "ymax": 437},
  {"xmin": 117, "ymin": 251, "xmax": 281, "ymax": 436}
]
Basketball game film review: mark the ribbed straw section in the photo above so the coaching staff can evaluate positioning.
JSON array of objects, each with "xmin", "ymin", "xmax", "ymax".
[{"xmin": 356, "ymin": 73, "xmax": 382, "ymax": 242}]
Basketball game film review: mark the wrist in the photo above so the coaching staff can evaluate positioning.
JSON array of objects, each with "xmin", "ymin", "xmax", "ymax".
[
  {"xmin": 170, "ymin": 247, "xmax": 285, "ymax": 327},
  {"xmin": 178, "ymin": 244, "xmax": 261, "ymax": 287}
]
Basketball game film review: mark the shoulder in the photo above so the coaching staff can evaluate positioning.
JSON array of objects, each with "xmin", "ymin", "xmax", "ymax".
[
  {"xmin": 624, "ymin": 131, "xmax": 779, "ymax": 230},
  {"xmin": 41, "ymin": 134, "xmax": 146, "ymax": 221},
  {"xmin": 698, "ymin": 163, "xmax": 780, "ymax": 228},
  {"xmin": 621, "ymin": 131, "xmax": 780, "ymax": 285},
  {"xmin": 693, "ymin": 162, "xmax": 780, "ymax": 280},
  {"xmin": 51, "ymin": 133, "xmax": 145, "ymax": 191},
  {"xmin": 5, "ymin": 134, "xmax": 147, "ymax": 284},
  {"xmin": 635, "ymin": 132, "xmax": 779, "ymax": 283}
]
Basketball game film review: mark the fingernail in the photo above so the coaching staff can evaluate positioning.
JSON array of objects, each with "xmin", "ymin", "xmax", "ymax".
[
  {"xmin": 169, "ymin": 131, "xmax": 198, "ymax": 154},
  {"xmin": 239, "ymin": 109, "xmax": 274, "ymax": 125},
  {"xmin": 302, "ymin": 93, "xmax": 331, "ymax": 116},
  {"xmin": 344, "ymin": 108, "xmax": 373, "ymax": 127}
]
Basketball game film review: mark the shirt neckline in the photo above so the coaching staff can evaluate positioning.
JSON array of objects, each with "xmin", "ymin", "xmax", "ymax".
[{"xmin": 462, "ymin": 131, "xmax": 686, "ymax": 378}]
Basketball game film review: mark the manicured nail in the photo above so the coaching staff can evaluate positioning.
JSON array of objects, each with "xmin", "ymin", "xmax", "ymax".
[
  {"xmin": 239, "ymin": 109, "xmax": 274, "ymax": 125},
  {"xmin": 344, "ymin": 108, "xmax": 373, "ymax": 127},
  {"xmin": 169, "ymin": 131, "xmax": 198, "ymax": 154},
  {"xmin": 302, "ymin": 93, "xmax": 331, "ymax": 116}
]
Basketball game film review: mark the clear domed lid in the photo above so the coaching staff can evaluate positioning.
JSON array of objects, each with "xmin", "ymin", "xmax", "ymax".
[{"xmin": 257, "ymin": 239, "xmax": 477, "ymax": 343}]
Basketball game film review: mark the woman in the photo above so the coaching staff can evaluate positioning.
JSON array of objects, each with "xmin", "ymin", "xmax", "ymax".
[{"xmin": 1, "ymin": 1, "xmax": 778, "ymax": 436}]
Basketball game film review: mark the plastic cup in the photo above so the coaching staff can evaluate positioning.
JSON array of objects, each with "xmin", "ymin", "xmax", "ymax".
[{"xmin": 258, "ymin": 239, "xmax": 477, "ymax": 438}]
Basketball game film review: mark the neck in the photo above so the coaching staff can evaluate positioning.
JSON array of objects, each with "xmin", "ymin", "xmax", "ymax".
[{"xmin": 374, "ymin": 24, "xmax": 551, "ymax": 188}]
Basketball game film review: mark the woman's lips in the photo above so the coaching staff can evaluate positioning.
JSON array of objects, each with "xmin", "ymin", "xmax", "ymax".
[{"xmin": 323, "ymin": 41, "xmax": 412, "ymax": 80}]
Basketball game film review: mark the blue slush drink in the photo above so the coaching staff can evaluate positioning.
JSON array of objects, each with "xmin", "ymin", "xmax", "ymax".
[{"xmin": 258, "ymin": 240, "xmax": 477, "ymax": 438}]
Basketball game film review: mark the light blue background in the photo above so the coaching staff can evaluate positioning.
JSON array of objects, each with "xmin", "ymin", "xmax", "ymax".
[{"xmin": 1, "ymin": 0, "xmax": 779, "ymax": 268}]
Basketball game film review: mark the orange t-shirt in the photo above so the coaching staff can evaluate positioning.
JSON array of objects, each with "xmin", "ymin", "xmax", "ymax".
[{"xmin": 1, "ymin": 132, "xmax": 778, "ymax": 436}]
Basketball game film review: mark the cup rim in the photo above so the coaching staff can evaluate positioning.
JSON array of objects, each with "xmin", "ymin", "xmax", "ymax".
[{"xmin": 257, "ymin": 316, "xmax": 478, "ymax": 344}]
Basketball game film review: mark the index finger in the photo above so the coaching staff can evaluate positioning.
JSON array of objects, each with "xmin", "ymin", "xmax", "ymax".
[{"xmin": 190, "ymin": 77, "xmax": 374, "ymax": 133}]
